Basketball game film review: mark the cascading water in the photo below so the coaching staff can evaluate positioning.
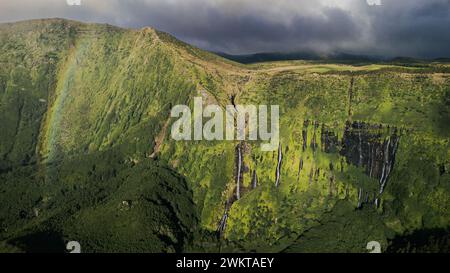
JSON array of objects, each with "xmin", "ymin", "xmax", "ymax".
[
  {"xmin": 338, "ymin": 121, "xmax": 401, "ymax": 207},
  {"xmin": 236, "ymin": 144, "xmax": 242, "ymax": 200},
  {"xmin": 275, "ymin": 142, "xmax": 282, "ymax": 187}
]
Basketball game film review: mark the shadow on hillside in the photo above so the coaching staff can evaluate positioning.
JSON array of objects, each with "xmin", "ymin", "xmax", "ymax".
[
  {"xmin": 9, "ymin": 231, "xmax": 66, "ymax": 253},
  {"xmin": 387, "ymin": 227, "xmax": 450, "ymax": 253}
]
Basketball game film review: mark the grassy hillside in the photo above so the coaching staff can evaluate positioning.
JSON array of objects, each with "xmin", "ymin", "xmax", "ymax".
[{"xmin": 0, "ymin": 19, "xmax": 449, "ymax": 253}]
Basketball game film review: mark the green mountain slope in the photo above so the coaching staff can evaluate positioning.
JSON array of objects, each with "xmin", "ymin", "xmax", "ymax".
[{"xmin": 0, "ymin": 19, "xmax": 449, "ymax": 253}]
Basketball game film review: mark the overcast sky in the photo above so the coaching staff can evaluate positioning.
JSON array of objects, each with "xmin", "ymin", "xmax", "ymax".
[{"xmin": 1, "ymin": 0, "xmax": 449, "ymax": 58}]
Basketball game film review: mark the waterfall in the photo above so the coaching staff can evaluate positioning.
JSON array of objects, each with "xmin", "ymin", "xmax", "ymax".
[
  {"xmin": 275, "ymin": 142, "xmax": 282, "ymax": 187},
  {"xmin": 236, "ymin": 144, "xmax": 242, "ymax": 200},
  {"xmin": 373, "ymin": 193, "xmax": 379, "ymax": 208},
  {"xmin": 357, "ymin": 188, "xmax": 363, "ymax": 208},
  {"xmin": 217, "ymin": 200, "xmax": 231, "ymax": 238},
  {"xmin": 378, "ymin": 138, "xmax": 390, "ymax": 194},
  {"xmin": 368, "ymin": 143, "xmax": 373, "ymax": 177},
  {"xmin": 379, "ymin": 136, "xmax": 399, "ymax": 194},
  {"xmin": 339, "ymin": 121, "xmax": 401, "ymax": 205},
  {"xmin": 218, "ymin": 143, "xmax": 244, "ymax": 238},
  {"xmin": 217, "ymin": 210, "xmax": 228, "ymax": 237}
]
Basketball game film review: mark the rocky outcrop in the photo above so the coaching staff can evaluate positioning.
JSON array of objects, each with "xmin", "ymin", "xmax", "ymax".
[{"xmin": 340, "ymin": 121, "xmax": 401, "ymax": 200}]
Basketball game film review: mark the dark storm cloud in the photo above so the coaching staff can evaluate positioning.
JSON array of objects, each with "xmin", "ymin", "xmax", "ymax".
[
  {"xmin": 361, "ymin": 0, "xmax": 450, "ymax": 58},
  {"xmin": 0, "ymin": 0, "xmax": 449, "ymax": 58},
  {"xmin": 129, "ymin": 4, "xmax": 363, "ymax": 54}
]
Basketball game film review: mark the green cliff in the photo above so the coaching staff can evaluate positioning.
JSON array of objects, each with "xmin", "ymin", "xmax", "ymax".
[{"xmin": 0, "ymin": 19, "xmax": 448, "ymax": 252}]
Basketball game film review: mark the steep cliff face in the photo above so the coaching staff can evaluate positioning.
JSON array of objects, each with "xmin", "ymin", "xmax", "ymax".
[
  {"xmin": 0, "ymin": 19, "xmax": 449, "ymax": 252},
  {"xmin": 161, "ymin": 69, "xmax": 449, "ymax": 251},
  {"xmin": 0, "ymin": 19, "xmax": 203, "ymax": 252}
]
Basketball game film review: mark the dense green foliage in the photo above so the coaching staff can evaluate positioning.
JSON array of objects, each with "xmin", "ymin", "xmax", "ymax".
[{"xmin": 0, "ymin": 148, "xmax": 197, "ymax": 253}]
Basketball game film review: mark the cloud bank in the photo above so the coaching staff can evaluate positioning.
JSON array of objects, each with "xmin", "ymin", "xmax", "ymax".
[{"xmin": 0, "ymin": 0, "xmax": 449, "ymax": 58}]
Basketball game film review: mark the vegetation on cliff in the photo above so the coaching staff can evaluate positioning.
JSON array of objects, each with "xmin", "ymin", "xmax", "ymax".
[{"xmin": 0, "ymin": 19, "xmax": 448, "ymax": 252}]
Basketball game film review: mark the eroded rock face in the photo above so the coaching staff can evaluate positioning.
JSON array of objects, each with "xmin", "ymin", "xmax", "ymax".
[
  {"xmin": 340, "ymin": 122, "xmax": 399, "ymax": 176},
  {"xmin": 339, "ymin": 121, "xmax": 401, "ymax": 200},
  {"xmin": 217, "ymin": 120, "xmax": 402, "ymax": 237}
]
